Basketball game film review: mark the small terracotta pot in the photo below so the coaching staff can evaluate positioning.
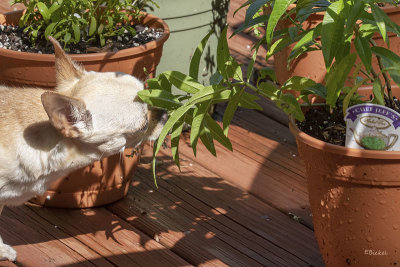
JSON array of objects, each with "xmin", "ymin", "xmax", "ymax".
[
  {"xmin": 0, "ymin": 10, "xmax": 170, "ymax": 208},
  {"xmin": 290, "ymin": 118, "xmax": 400, "ymax": 266},
  {"xmin": 30, "ymin": 148, "xmax": 141, "ymax": 208}
]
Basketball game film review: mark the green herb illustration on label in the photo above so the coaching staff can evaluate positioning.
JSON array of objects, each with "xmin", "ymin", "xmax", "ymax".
[{"xmin": 360, "ymin": 136, "xmax": 387, "ymax": 150}]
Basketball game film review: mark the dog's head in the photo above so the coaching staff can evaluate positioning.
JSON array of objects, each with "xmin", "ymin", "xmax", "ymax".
[{"xmin": 41, "ymin": 37, "xmax": 167, "ymax": 156}]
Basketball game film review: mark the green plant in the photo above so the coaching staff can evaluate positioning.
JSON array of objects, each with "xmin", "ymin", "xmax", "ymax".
[
  {"xmin": 11, "ymin": 0, "xmax": 158, "ymax": 47},
  {"xmin": 137, "ymin": 0, "xmax": 400, "ymax": 180}
]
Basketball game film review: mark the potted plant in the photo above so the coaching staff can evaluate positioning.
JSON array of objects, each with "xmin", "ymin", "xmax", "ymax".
[
  {"xmin": 136, "ymin": 0, "xmax": 400, "ymax": 265},
  {"xmin": 0, "ymin": 0, "xmax": 170, "ymax": 208},
  {"xmin": 270, "ymin": 0, "xmax": 400, "ymax": 88}
]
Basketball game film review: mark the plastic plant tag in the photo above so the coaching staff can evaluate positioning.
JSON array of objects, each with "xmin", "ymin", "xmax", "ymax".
[{"xmin": 345, "ymin": 104, "xmax": 400, "ymax": 151}]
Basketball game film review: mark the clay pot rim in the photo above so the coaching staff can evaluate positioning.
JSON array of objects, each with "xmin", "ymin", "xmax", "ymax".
[
  {"xmin": 289, "ymin": 116, "xmax": 400, "ymax": 159},
  {"xmin": 0, "ymin": 9, "xmax": 170, "ymax": 62}
]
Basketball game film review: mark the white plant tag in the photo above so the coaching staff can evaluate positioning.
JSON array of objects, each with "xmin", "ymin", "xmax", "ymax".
[{"xmin": 345, "ymin": 103, "xmax": 400, "ymax": 151}]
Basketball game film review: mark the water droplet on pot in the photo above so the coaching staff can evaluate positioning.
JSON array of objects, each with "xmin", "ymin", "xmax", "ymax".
[
  {"xmin": 348, "ymin": 219, "xmax": 353, "ymax": 224},
  {"xmin": 339, "ymin": 220, "xmax": 344, "ymax": 225},
  {"xmin": 394, "ymin": 224, "xmax": 399, "ymax": 230},
  {"xmin": 379, "ymin": 199, "xmax": 387, "ymax": 205},
  {"xmin": 321, "ymin": 200, "xmax": 325, "ymax": 206},
  {"xmin": 366, "ymin": 236, "xmax": 373, "ymax": 242}
]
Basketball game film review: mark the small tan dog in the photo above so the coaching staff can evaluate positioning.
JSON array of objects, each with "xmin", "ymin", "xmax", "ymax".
[{"xmin": 0, "ymin": 37, "xmax": 166, "ymax": 261}]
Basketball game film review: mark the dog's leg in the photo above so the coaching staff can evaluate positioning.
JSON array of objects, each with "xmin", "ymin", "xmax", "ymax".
[{"xmin": 0, "ymin": 206, "xmax": 16, "ymax": 262}]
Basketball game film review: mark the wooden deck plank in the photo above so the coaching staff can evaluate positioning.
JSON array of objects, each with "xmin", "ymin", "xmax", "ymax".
[
  {"xmin": 147, "ymin": 149, "xmax": 322, "ymax": 264},
  {"xmin": 107, "ymin": 145, "xmax": 323, "ymax": 266},
  {"xmin": 0, "ymin": 207, "xmax": 96, "ymax": 267},
  {"xmin": 108, "ymin": 176, "xmax": 271, "ymax": 266},
  {"xmin": 25, "ymin": 206, "xmax": 191, "ymax": 267},
  {"xmin": 175, "ymin": 120, "xmax": 314, "ymax": 228}
]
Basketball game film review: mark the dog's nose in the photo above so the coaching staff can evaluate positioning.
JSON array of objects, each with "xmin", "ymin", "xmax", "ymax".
[{"xmin": 159, "ymin": 110, "xmax": 168, "ymax": 125}]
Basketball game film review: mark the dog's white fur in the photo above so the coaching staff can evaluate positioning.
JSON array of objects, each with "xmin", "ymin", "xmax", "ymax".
[{"xmin": 0, "ymin": 37, "xmax": 166, "ymax": 261}]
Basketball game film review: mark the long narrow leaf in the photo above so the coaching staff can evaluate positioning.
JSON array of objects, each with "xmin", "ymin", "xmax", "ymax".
[
  {"xmin": 372, "ymin": 80, "xmax": 385, "ymax": 106},
  {"xmin": 266, "ymin": 35, "xmax": 291, "ymax": 59},
  {"xmin": 247, "ymin": 48, "xmax": 258, "ymax": 82},
  {"xmin": 232, "ymin": 15, "xmax": 268, "ymax": 37},
  {"xmin": 291, "ymin": 24, "xmax": 321, "ymax": 52},
  {"xmin": 370, "ymin": 3, "xmax": 388, "ymax": 45},
  {"xmin": 163, "ymin": 71, "xmax": 204, "ymax": 94},
  {"xmin": 266, "ymin": 0, "xmax": 294, "ymax": 46},
  {"xmin": 170, "ymin": 117, "xmax": 186, "ymax": 170},
  {"xmin": 239, "ymin": 92, "xmax": 263, "ymax": 110},
  {"xmin": 321, "ymin": 0, "xmax": 345, "ymax": 68},
  {"xmin": 275, "ymin": 93, "xmax": 304, "ymax": 121},
  {"xmin": 245, "ymin": 0, "xmax": 269, "ymax": 23},
  {"xmin": 354, "ymin": 34, "xmax": 372, "ymax": 73},
  {"xmin": 190, "ymin": 101, "xmax": 212, "ymax": 156},
  {"xmin": 199, "ymin": 122, "xmax": 216, "ymax": 156},
  {"xmin": 325, "ymin": 53, "xmax": 357, "ymax": 107},
  {"xmin": 205, "ymin": 114, "xmax": 233, "ymax": 151},
  {"xmin": 189, "ymin": 30, "xmax": 214, "ymax": 80},
  {"xmin": 137, "ymin": 89, "xmax": 182, "ymax": 110},
  {"xmin": 223, "ymin": 87, "xmax": 245, "ymax": 135},
  {"xmin": 217, "ymin": 26, "xmax": 231, "ymax": 79},
  {"xmin": 234, "ymin": 0, "xmax": 255, "ymax": 17}
]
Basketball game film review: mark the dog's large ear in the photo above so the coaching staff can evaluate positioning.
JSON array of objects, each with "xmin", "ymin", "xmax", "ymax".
[
  {"xmin": 49, "ymin": 36, "xmax": 85, "ymax": 91},
  {"xmin": 41, "ymin": 92, "xmax": 92, "ymax": 138}
]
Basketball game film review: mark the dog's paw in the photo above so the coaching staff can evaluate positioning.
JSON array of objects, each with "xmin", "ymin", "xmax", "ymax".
[{"xmin": 0, "ymin": 243, "xmax": 16, "ymax": 262}]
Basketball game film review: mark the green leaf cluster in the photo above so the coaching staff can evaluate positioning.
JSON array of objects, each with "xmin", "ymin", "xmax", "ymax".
[
  {"xmin": 141, "ymin": 0, "xmax": 400, "ymax": 178},
  {"xmin": 138, "ymin": 26, "xmax": 266, "ymax": 181},
  {"xmin": 238, "ymin": 0, "xmax": 400, "ymax": 114},
  {"xmin": 11, "ymin": 0, "xmax": 158, "ymax": 48}
]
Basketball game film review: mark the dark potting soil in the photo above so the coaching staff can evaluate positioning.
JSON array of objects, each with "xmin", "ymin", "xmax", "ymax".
[
  {"xmin": 297, "ymin": 97, "xmax": 400, "ymax": 146},
  {"xmin": 296, "ymin": 107, "xmax": 346, "ymax": 146},
  {"xmin": 0, "ymin": 24, "xmax": 163, "ymax": 54}
]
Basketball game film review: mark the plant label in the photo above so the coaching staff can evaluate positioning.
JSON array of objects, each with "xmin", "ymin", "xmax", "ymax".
[{"xmin": 345, "ymin": 103, "xmax": 400, "ymax": 151}]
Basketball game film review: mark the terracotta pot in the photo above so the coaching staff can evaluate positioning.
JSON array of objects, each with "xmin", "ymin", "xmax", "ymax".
[
  {"xmin": 290, "ymin": 118, "xmax": 400, "ymax": 266},
  {"xmin": 274, "ymin": 4, "xmax": 325, "ymax": 85},
  {"xmin": 30, "ymin": 148, "xmax": 141, "ymax": 208},
  {"xmin": 274, "ymin": 5, "xmax": 400, "ymax": 87},
  {"xmin": 0, "ymin": 10, "xmax": 170, "ymax": 208},
  {"xmin": 0, "ymin": 9, "xmax": 170, "ymax": 87}
]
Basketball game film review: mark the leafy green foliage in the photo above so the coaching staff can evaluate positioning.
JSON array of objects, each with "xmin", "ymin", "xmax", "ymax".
[
  {"xmin": 11, "ymin": 0, "xmax": 158, "ymax": 48},
  {"xmin": 139, "ymin": 0, "xmax": 400, "ymax": 178}
]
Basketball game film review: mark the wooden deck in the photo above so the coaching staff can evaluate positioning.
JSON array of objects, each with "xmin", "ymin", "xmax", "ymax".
[{"xmin": 0, "ymin": 1, "xmax": 324, "ymax": 266}]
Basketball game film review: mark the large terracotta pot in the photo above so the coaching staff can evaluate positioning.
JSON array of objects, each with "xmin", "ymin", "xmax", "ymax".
[
  {"xmin": 274, "ymin": 5, "xmax": 400, "ymax": 87},
  {"xmin": 0, "ymin": 10, "xmax": 170, "ymax": 87},
  {"xmin": 290, "ymin": 118, "xmax": 400, "ymax": 266},
  {"xmin": 0, "ymin": 10, "xmax": 170, "ymax": 208}
]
